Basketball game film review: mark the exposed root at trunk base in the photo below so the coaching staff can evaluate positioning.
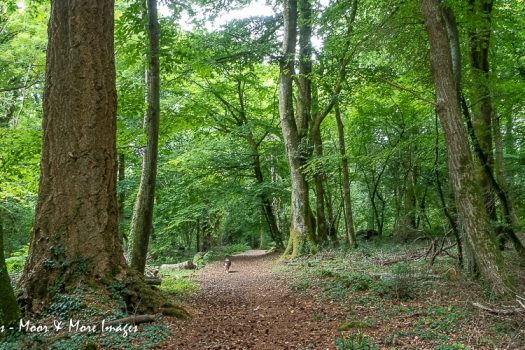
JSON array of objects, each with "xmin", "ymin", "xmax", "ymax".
[
  {"xmin": 281, "ymin": 228, "xmax": 317, "ymax": 260},
  {"xmin": 123, "ymin": 270, "xmax": 189, "ymax": 318}
]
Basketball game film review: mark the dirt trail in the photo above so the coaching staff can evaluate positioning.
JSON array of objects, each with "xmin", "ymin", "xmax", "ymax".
[{"xmin": 160, "ymin": 250, "xmax": 346, "ymax": 350}]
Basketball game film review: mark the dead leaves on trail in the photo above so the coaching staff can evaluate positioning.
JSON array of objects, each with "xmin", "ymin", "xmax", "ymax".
[{"xmin": 159, "ymin": 250, "xmax": 345, "ymax": 349}]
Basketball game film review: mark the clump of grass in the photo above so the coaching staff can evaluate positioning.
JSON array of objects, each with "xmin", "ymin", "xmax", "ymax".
[
  {"xmin": 334, "ymin": 333, "xmax": 379, "ymax": 350},
  {"xmin": 159, "ymin": 270, "xmax": 198, "ymax": 296}
]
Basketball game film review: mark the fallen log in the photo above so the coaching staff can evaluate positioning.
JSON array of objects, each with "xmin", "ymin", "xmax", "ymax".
[
  {"xmin": 472, "ymin": 302, "xmax": 524, "ymax": 315},
  {"xmin": 160, "ymin": 260, "xmax": 196, "ymax": 270}
]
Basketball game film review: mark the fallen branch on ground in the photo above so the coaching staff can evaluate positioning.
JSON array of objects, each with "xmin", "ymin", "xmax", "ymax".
[
  {"xmin": 472, "ymin": 302, "xmax": 524, "ymax": 315},
  {"xmin": 160, "ymin": 260, "xmax": 196, "ymax": 270}
]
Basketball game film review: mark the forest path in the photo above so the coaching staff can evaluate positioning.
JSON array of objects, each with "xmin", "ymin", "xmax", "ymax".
[{"xmin": 160, "ymin": 250, "xmax": 346, "ymax": 349}]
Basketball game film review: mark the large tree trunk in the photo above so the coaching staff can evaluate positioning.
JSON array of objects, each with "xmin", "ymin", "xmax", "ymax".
[
  {"xmin": 465, "ymin": 1, "xmax": 524, "ymax": 256},
  {"xmin": 335, "ymin": 103, "xmax": 357, "ymax": 247},
  {"xmin": 279, "ymin": 0, "xmax": 315, "ymax": 258},
  {"xmin": 421, "ymin": 0, "xmax": 512, "ymax": 295},
  {"xmin": 0, "ymin": 208, "xmax": 20, "ymax": 324},
  {"xmin": 129, "ymin": 0, "xmax": 160, "ymax": 275},
  {"xmin": 19, "ymin": 0, "xmax": 128, "ymax": 311},
  {"xmin": 297, "ymin": 0, "xmax": 328, "ymax": 245}
]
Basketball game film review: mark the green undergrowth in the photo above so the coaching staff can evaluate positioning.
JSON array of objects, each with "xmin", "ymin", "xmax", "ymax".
[
  {"xmin": 157, "ymin": 243, "xmax": 252, "ymax": 296},
  {"xmin": 276, "ymin": 239, "xmax": 524, "ymax": 349},
  {"xmin": 0, "ymin": 285, "xmax": 172, "ymax": 350},
  {"xmin": 158, "ymin": 269, "xmax": 198, "ymax": 297}
]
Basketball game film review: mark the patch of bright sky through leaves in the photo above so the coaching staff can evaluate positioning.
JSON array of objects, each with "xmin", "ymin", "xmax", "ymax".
[{"xmin": 160, "ymin": 0, "xmax": 328, "ymax": 49}]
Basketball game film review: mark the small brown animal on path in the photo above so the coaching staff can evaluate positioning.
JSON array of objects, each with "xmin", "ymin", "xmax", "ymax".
[{"xmin": 159, "ymin": 250, "xmax": 346, "ymax": 349}]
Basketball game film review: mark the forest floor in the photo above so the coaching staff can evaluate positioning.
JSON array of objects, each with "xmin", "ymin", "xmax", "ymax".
[
  {"xmin": 159, "ymin": 249, "xmax": 346, "ymax": 349},
  {"xmin": 158, "ymin": 246, "xmax": 525, "ymax": 350}
]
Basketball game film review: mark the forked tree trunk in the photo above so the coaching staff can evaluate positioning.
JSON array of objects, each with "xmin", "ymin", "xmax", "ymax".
[
  {"xmin": 279, "ymin": 0, "xmax": 315, "ymax": 258},
  {"xmin": 297, "ymin": 0, "xmax": 328, "ymax": 245},
  {"xmin": 129, "ymin": 0, "xmax": 160, "ymax": 275},
  {"xmin": 19, "ymin": 0, "xmax": 128, "ymax": 312},
  {"xmin": 421, "ymin": 0, "xmax": 512, "ymax": 295},
  {"xmin": 335, "ymin": 103, "xmax": 357, "ymax": 247}
]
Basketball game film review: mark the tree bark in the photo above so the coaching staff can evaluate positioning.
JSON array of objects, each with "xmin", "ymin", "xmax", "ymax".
[
  {"xmin": 279, "ymin": 0, "xmax": 315, "ymax": 258},
  {"xmin": 421, "ymin": 0, "xmax": 512, "ymax": 295},
  {"xmin": 335, "ymin": 103, "xmax": 357, "ymax": 247},
  {"xmin": 19, "ymin": 0, "xmax": 128, "ymax": 311},
  {"xmin": 129, "ymin": 0, "xmax": 160, "ymax": 275}
]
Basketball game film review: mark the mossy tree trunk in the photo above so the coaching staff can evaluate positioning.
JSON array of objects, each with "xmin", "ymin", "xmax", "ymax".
[
  {"xmin": 421, "ymin": 0, "xmax": 513, "ymax": 295},
  {"xmin": 19, "ymin": 0, "xmax": 129, "ymax": 312},
  {"xmin": 279, "ymin": 0, "xmax": 316, "ymax": 258},
  {"xmin": 129, "ymin": 0, "xmax": 160, "ymax": 275}
]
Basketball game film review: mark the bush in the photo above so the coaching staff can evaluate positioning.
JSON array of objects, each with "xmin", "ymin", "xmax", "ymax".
[
  {"xmin": 192, "ymin": 251, "xmax": 215, "ymax": 268},
  {"xmin": 6, "ymin": 245, "xmax": 29, "ymax": 273},
  {"xmin": 160, "ymin": 272, "xmax": 198, "ymax": 296}
]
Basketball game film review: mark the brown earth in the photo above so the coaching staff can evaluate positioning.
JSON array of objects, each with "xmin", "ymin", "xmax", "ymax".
[{"xmin": 159, "ymin": 250, "xmax": 347, "ymax": 350}]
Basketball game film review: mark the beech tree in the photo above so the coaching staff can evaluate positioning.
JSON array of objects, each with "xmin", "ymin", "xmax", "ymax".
[
  {"xmin": 19, "ymin": 0, "xmax": 129, "ymax": 311},
  {"xmin": 420, "ymin": 0, "xmax": 512, "ymax": 295},
  {"xmin": 279, "ymin": 0, "xmax": 316, "ymax": 257}
]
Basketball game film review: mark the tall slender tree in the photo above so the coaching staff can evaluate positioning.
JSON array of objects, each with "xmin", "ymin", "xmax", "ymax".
[
  {"xmin": 129, "ymin": 0, "xmax": 161, "ymax": 275},
  {"xmin": 335, "ymin": 103, "xmax": 357, "ymax": 247}
]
